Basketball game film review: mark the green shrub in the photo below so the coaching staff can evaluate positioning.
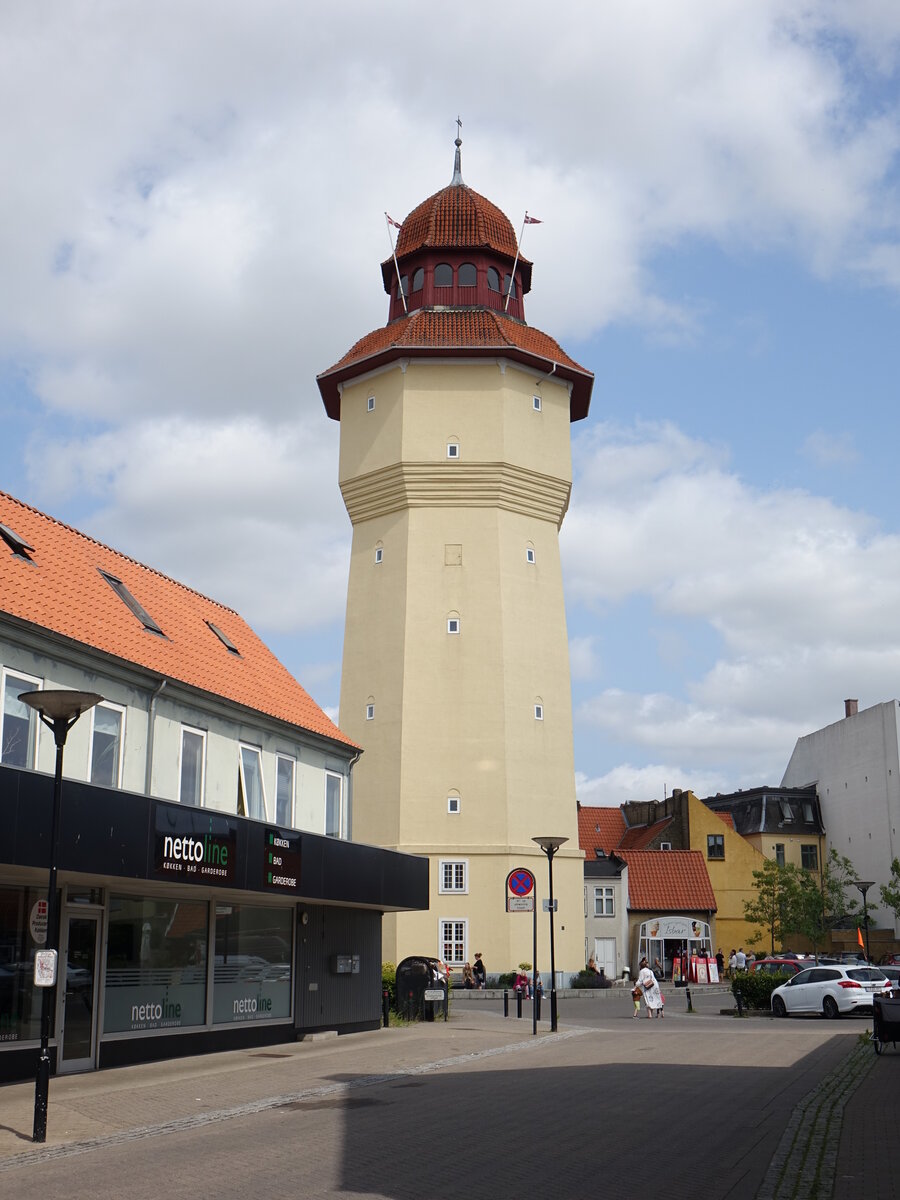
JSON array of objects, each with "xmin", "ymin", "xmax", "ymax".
[
  {"xmin": 496, "ymin": 971, "xmax": 517, "ymax": 989},
  {"xmin": 731, "ymin": 969, "xmax": 788, "ymax": 1010},
  {"xmin": 570, "ymin": 968, "xmax": 611, "ymax": 990},
  {"xmin": 382, "ymin": 961, "xmax": 396, "ymax": 1007}
]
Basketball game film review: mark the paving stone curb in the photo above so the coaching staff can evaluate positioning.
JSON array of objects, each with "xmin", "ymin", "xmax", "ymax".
[{"xmin": 756, "ymin": 1039, "xmax": 874, "ymax": 1200}]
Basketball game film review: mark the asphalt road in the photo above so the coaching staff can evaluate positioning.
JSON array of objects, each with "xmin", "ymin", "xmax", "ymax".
[{"xmin": 1, "ymin": 988, "xmax": 876, "ymax": 1200}]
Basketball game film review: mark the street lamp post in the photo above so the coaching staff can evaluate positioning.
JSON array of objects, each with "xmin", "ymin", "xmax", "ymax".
[
  {"xmin": 853, "ymin": 879, "xmax": 875, "ymax": 964},
  {"xmin": 532, "ymin": 836, "xmax": 568, "ymax": 1033},
  {"xmin": 20, "ymin": 690, "xmax": 102, "ymax": 1144}
]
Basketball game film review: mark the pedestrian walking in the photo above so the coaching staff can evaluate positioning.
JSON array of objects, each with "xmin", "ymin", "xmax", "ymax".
[
  {"xmin": 472, "ymin": 952, "xmax": 486, "ymax": 989},
  {"xmin": 637, "ymin": 957, "xmax": 664, "ymax": 1019}
]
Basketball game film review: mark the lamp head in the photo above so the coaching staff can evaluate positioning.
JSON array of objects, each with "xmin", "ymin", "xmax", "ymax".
[
  {"xmin": 19, "ymin": 690, "xmax": 103, "ymax": 746},
  {"xmin": 853, "ymin": 880, "xmax": 875, "ymax": 896},
  {"xmin": 532, "ymin": 836, "xmax": 568, "ymax": 857}
]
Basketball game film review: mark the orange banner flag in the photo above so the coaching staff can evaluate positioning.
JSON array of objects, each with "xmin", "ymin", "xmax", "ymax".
[{"xmin": 858, "ymin": 926, "xmax": 865, "ymax": 948}]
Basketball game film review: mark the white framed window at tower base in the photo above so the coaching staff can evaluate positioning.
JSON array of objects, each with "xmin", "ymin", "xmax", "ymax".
[
  {"xmin": 636, "ymin": 916, "xmax": 712, "ymax": 976},
  {"xmin": 438, "ymin": 860, "xmax": 467, "ymax": 893},
  {"xmin": 439, "ymin": 918, "xmax": 466, "ymax": 967}
]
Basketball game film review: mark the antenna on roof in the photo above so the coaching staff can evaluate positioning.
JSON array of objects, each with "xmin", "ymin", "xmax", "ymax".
[{"xmin": 451, "ymin": 117, "xmax": 464, "ymax": 185}]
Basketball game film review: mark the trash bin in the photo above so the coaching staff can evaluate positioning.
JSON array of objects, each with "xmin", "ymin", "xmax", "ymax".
[{"xmin": 395, "ymin": 956, "xmax": 448, "ymax": 1022}]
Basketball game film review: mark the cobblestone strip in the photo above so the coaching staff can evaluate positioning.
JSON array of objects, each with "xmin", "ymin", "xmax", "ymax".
[
  {"xmin": 0, "ymin": 1027, "xmax": 591, "ymax": 1173},
  {"xmin": 756, "ymin": 1040, "xmax": 874, "ymax": 1200}
]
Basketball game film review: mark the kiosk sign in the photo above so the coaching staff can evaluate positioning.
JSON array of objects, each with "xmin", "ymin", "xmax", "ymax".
[{"xmin": 506, "ymin": 868, "xmax": 535, "ymax": 913}]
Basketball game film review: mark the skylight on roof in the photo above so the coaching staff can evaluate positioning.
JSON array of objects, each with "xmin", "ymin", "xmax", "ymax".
[
  {"xmin": 0, "ymin": 522, "xmax": 34, "ymax": 561},
  {"xmin": 98, "ymin": 569, "xmax": 164, "ymax": 636},
  {"xmin": 206, "ymin": 620, "xmax": 240, "ymax": 655}
]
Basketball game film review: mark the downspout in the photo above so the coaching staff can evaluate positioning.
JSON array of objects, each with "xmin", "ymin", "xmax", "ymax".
[
  {"xmin": 145, "ymin": 678, "xmax": 167, "ymax": 795},
  {"xmin": 345, "ymin": 747, "xmax": 363, "ymax": 841}
]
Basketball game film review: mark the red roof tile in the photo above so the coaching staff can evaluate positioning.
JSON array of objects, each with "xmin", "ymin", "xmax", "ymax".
[
  {"xmin": 0, "ymin": 492, "xmax": 355, "ymax": 748},
  {"xmin": 318, "ymin": 309, "xmax": 593, "ymax": 422},
  {"xmin": 717, "ymin": 811, "xmax": 735, "ymax": 830},
  {"xmin": 396, "ymin": 184, "xmax": 522, "ymax": 259},
  {"xmin": 618, "ymin": 816, "xmax": 673, "ymax": 850},
  {"xmin": 617, "ymin": 850, "xmax": 717, "ymax": 912},
  {"xmin": 577, "ymin": 806, "xmax": 626, "ymax": 856}
]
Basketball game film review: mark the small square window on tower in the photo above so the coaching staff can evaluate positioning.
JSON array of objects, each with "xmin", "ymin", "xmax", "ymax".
[
  {"xmin": 447, "ymin": 442, "xmax": 460, "ymax": 459},
  {"xmin": 534, "ymin": 704, "xmax": 543, "ymax": 721},
  {"xmin": 447, "ymin": 617, "xmax": 460, "ymax": 634},
  {"xmin": 526, "ymin": 547, "xmax": 535, "ymax": 564},
  {"xmin": 367, "ymin": 395, "xmax": 375, "ymax": 412},
  {"xmin": 448, "ymin": 796, "xmax": 460, "ymax": 814},
  {"xmin": 374, "ymin": 547, "xmax": 383, "ymax": 564},
  {"xmin": 366, "ymin": 703, "xmax": 375, "ymax": 720},
  {"xmin": 533, "ymin": 395, "xmax": 542, "ymax": 411}
]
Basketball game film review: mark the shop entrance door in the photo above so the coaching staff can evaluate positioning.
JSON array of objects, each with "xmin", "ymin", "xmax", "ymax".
[{"xmin": 58, "ymin": 913, "xmax": 100, "ymax": 1073}]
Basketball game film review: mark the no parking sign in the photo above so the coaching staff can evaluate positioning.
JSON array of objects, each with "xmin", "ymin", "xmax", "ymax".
[{"xmin": 506, "ymin": 867, "xmax": 535, "ymax": 912}]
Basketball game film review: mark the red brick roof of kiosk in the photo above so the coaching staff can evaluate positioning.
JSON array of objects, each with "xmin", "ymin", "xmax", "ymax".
[{"xmin": 618, "ymin": 850, "xmax": 717, "ymax": 912}]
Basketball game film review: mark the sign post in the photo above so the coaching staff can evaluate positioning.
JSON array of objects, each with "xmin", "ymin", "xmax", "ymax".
[{"xmin": 505, "ymin": 868, "xmax": 537, "ymax": 1036}]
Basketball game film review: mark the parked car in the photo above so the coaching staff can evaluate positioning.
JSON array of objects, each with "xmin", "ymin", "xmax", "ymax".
[
  {"xmin": 879, "ymin": 965, "xmax": 900, "ymax": 993},
  {"xmin": 771, "ymin": 965, "xmax": 891, "ymax": 1018},
  {"xmin": 880, "ymin": 954, "xmax": 900, "ymax": 967},
  {"xmin": 751, "ymin": 958, "xmax": 806, "ymax": 976},
  {"xmin": 820, "ymin": 952, "xmax": 869, "ymax": 965}
]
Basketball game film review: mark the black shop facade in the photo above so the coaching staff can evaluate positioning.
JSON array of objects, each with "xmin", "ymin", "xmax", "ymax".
[{"xmin": 0, "ymin": 763, "xmax": 428, "ymax": 1082}]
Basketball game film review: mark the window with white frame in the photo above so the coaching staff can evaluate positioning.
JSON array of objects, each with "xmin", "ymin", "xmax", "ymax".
[
  {"xmin": 447, "ymin": 442, "xmax": 459, "ymax": 459},
  {"xmin": 440, "ymin": 919, "xmax": 466, "ymax": 966},
  {"xmin": 179, "ymin": 726, "xmax": 206, "ymax": 807},
  {"xmin": 533, "ymin": 395, "xmax": 542, "ymax": 411},
  {"xmin": 526, "ymin": 547, "xmax": 535, "ymax": 564},
  {"xmin": 276, "ymin": 755, "xmax": 295, "ymax": 827},
  {"xmin": 89, "ymin": 702, "xmax": 125, "ymax": 787},
  {"xmin": 366, "ymin": 702, "xmax": 375, "ymax": 720},
  {"xmin": 439, "ymin": 860, "xmax": 467, "ymax": 893},
  {"xmin": 367, "ymin": 395, "xmax": 375, "ymax": 412},
  {"xmin": 1, "ymin": 668, "xmax": 41, "ymax": 768},
  {"xmin": 447, "ymin": 794, "xmax": 460, "ymax": 814},
  {"xmin": 325, "ymin": 772, "xmax": 343, "ymax": 838},
  {"xmin": 534, "ymin": 703, "xmax": 543, "ymax": 720},
  {"xmin": 374, "ymin": 546, "xmax": 383, "ymax": 564},
  {"xmin": 447, "ymin": 617, "xmax": 460, "ymax": 634},
  {"xmin": 238, "ymin": 744, "xmax": 267, "ymax": 821},
  {"xmin": 594, "ymin": 886, "xmax": 614, "ymax": 916}
]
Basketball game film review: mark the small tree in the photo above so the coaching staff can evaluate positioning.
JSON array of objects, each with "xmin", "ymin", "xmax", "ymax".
[
  {"xmin": 881, "ymin": 858, "xmax": 900, "ymax": 922},
  {"xmin": 790, "ymin": 849, "xmax": 873, "ymax": 958},
  {"xmin": 743, "ymin": 859, "xmax": 803, "ymax": 954}
]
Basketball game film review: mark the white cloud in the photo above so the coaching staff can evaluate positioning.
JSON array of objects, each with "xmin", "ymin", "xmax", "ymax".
[
  {"xmin": 575, "ymin": 764, "xmax": 730, "ymax": 807},
  {"xmin": 801, "ymin": 430, "xmax": 860, "ymax": 467}
]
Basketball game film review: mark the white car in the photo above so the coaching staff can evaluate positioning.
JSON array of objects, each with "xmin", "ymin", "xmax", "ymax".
[{"xmin": 771, "ymin": 964, "xmax": 891, "ymax": 1018}]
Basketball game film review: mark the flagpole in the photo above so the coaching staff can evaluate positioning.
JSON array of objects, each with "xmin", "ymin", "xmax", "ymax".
[
  {"xmin": 385, "ymin": 212, "xmax": 408, "ymax": 315},
  {"xmin": 504, "ymin": 214, "xmax": 527, "ymax": 313}
]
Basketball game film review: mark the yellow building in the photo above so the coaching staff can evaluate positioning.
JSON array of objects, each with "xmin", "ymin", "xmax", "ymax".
[{"xmin": 317, "ymin": 138, "xmax": 593, "ymax": 976}]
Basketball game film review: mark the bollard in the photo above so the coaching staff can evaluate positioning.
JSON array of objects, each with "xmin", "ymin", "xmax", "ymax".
[
  {"xmin": 382, "ymin": 989, "xmax": 390, "ymax": 1028},
  {"xmin": 503, "ymin": 989, "xmax": 509, "ymax": 1018},
  {"xmin": 516, "ymin": 989, "xmax": 523, "ymax": 1019},
  {"xmin": 735, "ymin": 989, "xmax": 744, "ymax": 1017},
  {"xmin": 535, "ymin": 991, "xmax": 542, "ymax": 1022},
  {"xmin": 685, "ymin": 986, "xmax": 693, "ymax": 1014}
]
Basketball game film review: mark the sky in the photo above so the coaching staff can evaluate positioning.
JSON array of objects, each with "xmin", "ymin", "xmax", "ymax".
[{"xmin": 2, "ymin": 1, "xmax": 900, "ymax": 806}]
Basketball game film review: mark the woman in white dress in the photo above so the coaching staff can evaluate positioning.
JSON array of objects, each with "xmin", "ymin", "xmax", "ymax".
[{"xmin": 638, "ymin": 958, "xmax": 664, "ymax": 1018}]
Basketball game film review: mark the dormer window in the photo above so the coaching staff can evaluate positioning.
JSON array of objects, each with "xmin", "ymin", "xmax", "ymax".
[
  {"xmin": 487, "ymin": 267, "xmax": 500, "ymax": 292},
  {"xmin": 435, "ymin": 263, "xmax": 452, "ymax": 287}
]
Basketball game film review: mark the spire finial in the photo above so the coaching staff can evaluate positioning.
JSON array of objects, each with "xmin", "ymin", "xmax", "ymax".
[{"xmin": 451, "ymin": 116, "xmax": 464, "ymax": 185}]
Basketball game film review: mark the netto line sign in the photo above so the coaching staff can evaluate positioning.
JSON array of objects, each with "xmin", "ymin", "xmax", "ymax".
[{"xmin": 152, "ymin": 803, "xmax": 237, "ymax": 886}]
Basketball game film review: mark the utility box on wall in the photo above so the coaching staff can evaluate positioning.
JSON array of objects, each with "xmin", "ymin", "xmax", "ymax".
[{"xmin": 330, "ymin": 954, "xmax": 360, "ymax": 974}]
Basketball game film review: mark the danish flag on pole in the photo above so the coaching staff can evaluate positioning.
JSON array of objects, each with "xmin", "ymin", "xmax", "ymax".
[
  {"xmin": 524, "ymin": 213, "xmax": 542, "ymax": 224},
  {"xmin": 385, "ymin": 212, "xmax": 402, "ymax": 229}
]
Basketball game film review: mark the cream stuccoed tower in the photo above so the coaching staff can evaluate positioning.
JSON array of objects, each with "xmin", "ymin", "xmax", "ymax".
[{"xmin": 317, "ymin": 139, "xmax": 593, "ymax": 980}]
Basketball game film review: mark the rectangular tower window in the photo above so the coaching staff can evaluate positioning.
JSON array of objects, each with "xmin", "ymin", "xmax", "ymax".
[
  {"xmin": 447, "ymin": 796, "xmax": 460, "ymax": 814},
  {"xmin": 367, "ymin": 395, "xmax": 375, "ymax": 411},
  {"xmin": 366, "ymin": 703, "xmax": 375, "ymax": 720},
  {"xmin": 276, "ymin": 755, "xmax": 295, "ymax": 826},
  {"xmin": 179, "ymin": 726, "xmax": 206, "ymax": 807},
  {"xmin": 439, "ymin": 919, "xmax": 466, "ymax": 967},
  {"xmin": 374, "ymin": 547, "xmax": 383, "ymax": 564},
  {"xmin": 533, "ymin": 395, "xmax": 542, "ymax": 411},
  {"xmin": 439, "ymin": 861, "xmax": 467, "ymax": 893},
  {"xmin": 526, "ymin": 548, "xmax": 535, "ymax": 564},
  {"xmin": 89, "ymin": 702, "xmax": 125, "ymax": 788},
  {"xmin": 447, "ymin": 618, "xmax": 460, "ymax": 634},
  {"xmin": 447, "ymin": 442, "xmax": 459, "ymax": 459},
  {"xmin": 326, "ymin": 772, "xmax": 343, "ymax": 838},
  {"xmin": 534, "ymin": 704, "xmax": 543, "ymax": 720},
  {"xmin": 1, "ymin": 669, "xmax": 41, "ymax": 768}
]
